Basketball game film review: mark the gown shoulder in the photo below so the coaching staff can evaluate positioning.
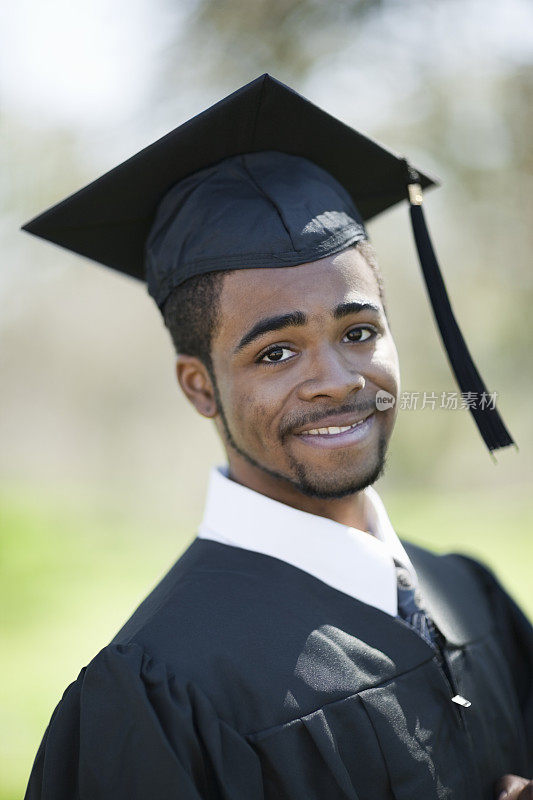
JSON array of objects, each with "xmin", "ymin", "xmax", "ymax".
[
  {"xmin": 24, "ymin": 640, "xmax": 264, "ymax": 800},
  {"xmin": 448, "ymin": 550, "xmax": 533, "ymax": 769}
]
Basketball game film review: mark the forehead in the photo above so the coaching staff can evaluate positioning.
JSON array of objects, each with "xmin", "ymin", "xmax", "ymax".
[{"xmin": 217, "ymin": 247, "xmax": 381, "ymax": 335}]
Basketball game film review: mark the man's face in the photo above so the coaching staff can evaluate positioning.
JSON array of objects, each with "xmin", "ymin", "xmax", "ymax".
[{"xmin": 209, "ymin": 246, "xmax": 400, "ymax": 499}]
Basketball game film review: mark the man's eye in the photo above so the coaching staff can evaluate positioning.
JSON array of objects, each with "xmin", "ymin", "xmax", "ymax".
[
  {"xmin": 343, "ymin": 326, "xmax": 375, "ymax": 343},
  {"xmin": 260, "ymin": 346, "xmax": 295, "ymax": 363}
]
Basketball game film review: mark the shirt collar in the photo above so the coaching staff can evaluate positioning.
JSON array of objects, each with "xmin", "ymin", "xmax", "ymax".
[{"xmin": 197, "ymin": 465, "xmax": 418, "ymax": 617}]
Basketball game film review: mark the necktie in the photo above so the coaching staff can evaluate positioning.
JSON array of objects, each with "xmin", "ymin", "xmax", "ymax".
[
  {"xmin": 393, "ymin": 558, "xmax": 472, "ymax": 709},
  {"xmin": 393, "ymin": 557, "xmax": 438, "ymax": 649}
]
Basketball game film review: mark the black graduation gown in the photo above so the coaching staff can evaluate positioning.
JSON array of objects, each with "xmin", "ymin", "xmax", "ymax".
[{"xmin": 24, "ymin": 537, "xmax": 533, "ymax": 800}]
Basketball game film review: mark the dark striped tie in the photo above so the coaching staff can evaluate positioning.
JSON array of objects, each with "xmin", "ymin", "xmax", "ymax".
[
  {"xmin": 393, "ymin": 558, "xmax": 438, "ymax": 649},
  {"xmin": 393, "ymin": 558, "xmax": 472, "ymax": 709}
]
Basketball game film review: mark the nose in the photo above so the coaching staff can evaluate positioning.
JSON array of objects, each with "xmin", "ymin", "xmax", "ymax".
[{"xmin": 297, "ymin": 347, "xmax": 365, "ymax": 403}]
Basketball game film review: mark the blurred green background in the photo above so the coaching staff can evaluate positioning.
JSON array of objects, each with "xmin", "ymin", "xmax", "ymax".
[{"xmin": 1, "ymin": 0, "xmax": 532, "ymax": 797}]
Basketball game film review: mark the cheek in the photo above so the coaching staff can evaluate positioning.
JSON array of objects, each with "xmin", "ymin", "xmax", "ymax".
[
  {"xmin": 368, "ymin": 340, "xmax": 400, "ymax": 392},
  {"xmin": 224, "ymin": 381, "xmax": 277, "ymax": 440}
]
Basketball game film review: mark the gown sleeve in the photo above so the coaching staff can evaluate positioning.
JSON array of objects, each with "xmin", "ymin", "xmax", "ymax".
[
  {"xmin": 24, "ymin": 642, "xmax": 265, "ymax": 800},
  {"xmin": 454, "ymin": 553, "xmax": 533, "ymax": 771}
]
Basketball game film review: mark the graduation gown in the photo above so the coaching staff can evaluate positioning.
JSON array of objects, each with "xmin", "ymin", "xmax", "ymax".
[{"xmin": 24, "ymin": 537, "xmax": 533, "ymax": 800}]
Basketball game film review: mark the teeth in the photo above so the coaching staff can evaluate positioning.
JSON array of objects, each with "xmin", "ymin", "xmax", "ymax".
[{"xmin": 301, "ymin": 419, "xmax": 367, "ymax": 436}]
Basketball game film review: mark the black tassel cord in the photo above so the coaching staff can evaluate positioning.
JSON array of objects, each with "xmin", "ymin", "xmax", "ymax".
[{"xmin": 403, "ymin": 161, "xmax": 516, "ymax": 457}]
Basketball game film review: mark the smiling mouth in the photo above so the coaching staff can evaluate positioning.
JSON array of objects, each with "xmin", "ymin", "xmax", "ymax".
[{"xmin": 297, "ymin": 413, "xmax": 373, "ymax": 437}]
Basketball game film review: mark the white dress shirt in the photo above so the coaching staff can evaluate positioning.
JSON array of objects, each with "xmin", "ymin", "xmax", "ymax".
[{"xmin": 198, "ymin": 465, "xmax": 418, "ymax": 618}]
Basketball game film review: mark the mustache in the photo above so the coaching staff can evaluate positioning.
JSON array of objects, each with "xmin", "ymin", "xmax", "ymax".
[{"xmin": 279, "ymin": 400, "xmax": 376, "ymax": 439}]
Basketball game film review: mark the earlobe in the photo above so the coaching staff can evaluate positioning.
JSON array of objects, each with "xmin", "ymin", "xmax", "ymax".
[{"xmin": 175, "ymin": 356, "xmax": 218, "ymax": 419}]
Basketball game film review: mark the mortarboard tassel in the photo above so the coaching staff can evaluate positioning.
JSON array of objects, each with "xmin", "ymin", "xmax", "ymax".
[{"xmin": 401, "ymin": 158, "xmax": 517, "ymax": 457}]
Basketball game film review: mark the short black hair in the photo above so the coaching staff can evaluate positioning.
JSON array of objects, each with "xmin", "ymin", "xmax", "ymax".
[{"xmin": 162, "ymin": 240, "xmax": 387, "ymax": 370}]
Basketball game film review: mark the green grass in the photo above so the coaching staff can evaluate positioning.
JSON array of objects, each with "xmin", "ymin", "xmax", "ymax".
[
  {"xmin": 1, "ymin": 485, "xmax": 531, "ymax": 800},
  {"xmin": 1, "ymin": 487, "xmax": 196, "ymax": 800},
  {"xmin": 387, "ymin": 486, "xmax": 532, "ymax": 616}
]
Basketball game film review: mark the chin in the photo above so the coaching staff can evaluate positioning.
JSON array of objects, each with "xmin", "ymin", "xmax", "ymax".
[
  {"xmin": 289, "ymin": 451, "xmax": 387, "ymax": 500},
  {"xmin": 291, "ymin": 472, "xmax": 381, "ymax": 500}
]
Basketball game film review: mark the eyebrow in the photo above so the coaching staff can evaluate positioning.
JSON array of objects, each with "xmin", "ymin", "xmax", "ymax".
[
  {"xmin": 235, "ymin": 311, "xmax": 307, "ymax": 353},
  {"xmin": 333, "ymin": 300, "xmax": 381, "ymax": 318},
  {"xmin": 234, "ymin": 300, "xmax": 381, "ymax": 354}
]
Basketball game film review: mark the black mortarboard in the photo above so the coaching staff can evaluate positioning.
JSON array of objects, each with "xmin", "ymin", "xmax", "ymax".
[{"xmin": 21, "ymin": 73, "xmax": 515, "ymax": 455}]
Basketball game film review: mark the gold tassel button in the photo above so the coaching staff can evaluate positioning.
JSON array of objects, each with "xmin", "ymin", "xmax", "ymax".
[{"xmin": 408, "ymin": 183, "xmax": 423, "ymax": 205}]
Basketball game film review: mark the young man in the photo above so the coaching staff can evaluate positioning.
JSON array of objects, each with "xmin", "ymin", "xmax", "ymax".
[{"xmin": 23, "ymin": 76, "xmax": 531, "ymax": 799}]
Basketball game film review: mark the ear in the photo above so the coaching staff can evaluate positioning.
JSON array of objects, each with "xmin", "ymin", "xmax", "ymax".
[{"xmin": 175, "ymin": 355, "xmax": 218, "ymax": 418}]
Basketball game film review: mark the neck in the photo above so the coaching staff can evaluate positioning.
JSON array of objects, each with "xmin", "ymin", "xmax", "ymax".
[{"xmin": 225, "ymin": 455, "xmax": 370, "ymax": 532}]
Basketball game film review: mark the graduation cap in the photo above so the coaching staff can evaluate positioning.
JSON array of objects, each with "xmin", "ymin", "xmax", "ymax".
[{"xmin": 22, "ymin": 73, "xmax": 515, "ymax": 456}]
